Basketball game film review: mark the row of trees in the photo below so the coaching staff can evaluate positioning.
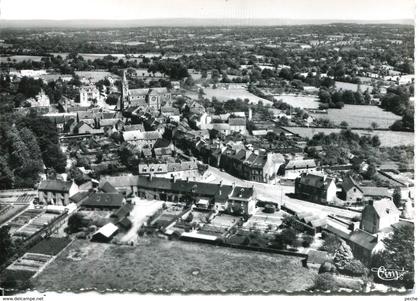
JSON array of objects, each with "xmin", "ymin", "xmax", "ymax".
[
  {"xmin": 318, "ymin": 88, "xmax": 371, "ymax": 109},
  {"xmin": 0, "ymin": 110, "xmax": 66, "ymax": 189}
]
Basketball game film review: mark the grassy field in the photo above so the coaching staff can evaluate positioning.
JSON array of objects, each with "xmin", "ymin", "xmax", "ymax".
[
  {"xmin": 283, "ymin": 127, "xmax": 414, "ymax": 147},
  {"xmin": 274, "ymin": 94, "xmax": 319, "ymax": 109},
  {"xmin": 196, "ymin": 87, "xmax": 272, "ymax": 105},
  {"xmin": 310, "ymin": 105, "xmax": 400, "ymax": 129},
  {"xmin": 0, "ymin": 55, "xmax": 45, "ymax": 63},
  {"xmin": 33, "ymin": 238, "xmax": 316, "ymax": 293}
]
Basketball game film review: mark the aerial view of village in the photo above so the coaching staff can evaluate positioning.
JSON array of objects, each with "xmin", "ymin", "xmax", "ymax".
[{"xmin": 0, "ymin": 0, "xmax": 416, "ymax": 297}]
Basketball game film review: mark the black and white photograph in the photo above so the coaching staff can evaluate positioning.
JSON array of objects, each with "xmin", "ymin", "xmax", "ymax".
[{"xmin": 0, "ymin": 0, "xmax": 417, "ymax": 298}]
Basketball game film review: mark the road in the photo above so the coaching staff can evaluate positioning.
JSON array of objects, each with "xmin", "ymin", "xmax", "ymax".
[{"xmin": 204, "ymin": 166, "xmax": 360, "ymax": 219}]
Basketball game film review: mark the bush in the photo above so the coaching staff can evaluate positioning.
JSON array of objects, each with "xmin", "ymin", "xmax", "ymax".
[
  {"xmin": 319, "ymin": 261, "xmax": 337, "ymax": 274},
  {"xmin": 311, "ymin": 273, "xmax": 339, "ymax": 291},
  {"xmin": 302, "ymin": 234, "xmax": 314, "ymax": 247},
  {"xmin": 339, "ymin": 259, "xmax": 367, "ymax": 276},
  {"xmin": 320, "ymin": 232, "xmax": 342, "ymax": 254}
]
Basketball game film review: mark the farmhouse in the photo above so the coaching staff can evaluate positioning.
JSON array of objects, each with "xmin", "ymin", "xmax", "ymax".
[
  {"xmin": 81, "ymin": 192, "xmax": 125, "ymax": 211},
  {"xmin": 294, "ymin": 173, "xmax": 337, "ymax": 204},
  {"xmin": 279, "ymin": 159, "xmax": 317, "ymax": 179},
  {"xmin": 360, "ymin": 199, "xmax": 400, "ymax": 234}
]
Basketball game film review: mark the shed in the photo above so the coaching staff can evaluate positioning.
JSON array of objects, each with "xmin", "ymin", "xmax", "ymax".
[{"xmin": 91, "ymin": 223, "xmax": 119, "ymax": 243}]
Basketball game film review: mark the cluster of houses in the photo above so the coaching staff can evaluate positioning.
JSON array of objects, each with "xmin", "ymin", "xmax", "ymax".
[{"xmin": 36, "ymin": 175, "xmax": 257, "ymax": 217}]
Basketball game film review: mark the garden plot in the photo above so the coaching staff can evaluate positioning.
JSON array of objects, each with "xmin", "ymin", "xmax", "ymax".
[
  {"xmin": 14, "ymin": 212, "xmax": 60, "ymax": 238},
  {"xmin": 7, "ymin": 253, "xmax": 53, "ymax": 273},
  {"xmin": 6, "ymin": 208, "xmax": 43, "ymax": 234}
]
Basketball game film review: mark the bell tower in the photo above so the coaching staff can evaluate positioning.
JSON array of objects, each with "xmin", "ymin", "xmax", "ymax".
[{"xmin": 120, "ymin": 69, "xmax": 129, "ymax": 111}]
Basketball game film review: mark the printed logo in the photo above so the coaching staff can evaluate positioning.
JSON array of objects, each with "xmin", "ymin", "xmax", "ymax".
[{"xmin": 371, "ymin": 266, "xmax": 408, "ymax": 281}]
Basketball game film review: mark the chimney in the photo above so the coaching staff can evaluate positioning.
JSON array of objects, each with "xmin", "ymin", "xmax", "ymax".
[
  {"xmin": 149, "ymin": 173, "xmax": 153, "ymax": 181},
  {"xmin": 186, "ymin": 177, "xmax": 189, "ymax": 183}
]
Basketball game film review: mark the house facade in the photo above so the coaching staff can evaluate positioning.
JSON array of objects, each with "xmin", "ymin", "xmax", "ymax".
[
  {"xmin": 360, "ymin": 199, "xmax": 400, "ymax": 234},
  {"xmin": 295, "ymin": 173, "xmax": 337, "ymax": 204},
  {"xmin": 38, "ymin": 180, "xmax": 79, "ymax": 206}
]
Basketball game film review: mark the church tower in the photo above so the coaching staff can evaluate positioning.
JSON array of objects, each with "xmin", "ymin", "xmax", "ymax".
[{"xmin": 120, "ymin": 69, "xmax": 129, "ymax": 111}]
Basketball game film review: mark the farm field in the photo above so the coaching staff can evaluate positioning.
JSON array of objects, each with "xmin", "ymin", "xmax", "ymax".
[
  {"xmin": 192, "ymin": 87, "xmax": 272, "ymax": 105},
  {"xmin": 33, "ymin": 238, "xmax": 316, "ymax": 292},
  {"xmin": 309, "ymin": 105, "xmax": 400, "ymax": 128},
  {"xmin": 0, "ymin": 55, "xmax": 45, "ymax": 63},
  {"xmin": 335, "ymin": 81, "xmax": 373, "ymax": 93},
  {"xmin": 274, "ymin": 94, "xmax": 319, "ymax": 109},
  {"xmin": 282, "ymin": 127, "xmax": 414, "ymax": 147}
]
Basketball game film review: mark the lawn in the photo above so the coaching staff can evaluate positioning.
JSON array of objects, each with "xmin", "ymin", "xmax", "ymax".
[
  {"xmin": 0, "ymin": 55, "xmax": 45, "ymax": 63},
  {"xmin": 310, "ymin": 105, "xmax": 400, "ymax": 129},
  {"xmin": 28, "ymin": 237, "xmax": 72, "ymax": 256},
  {"xmin": 282, "ymin": 127, "xmax": 414, "ymax": 147},
  {"xmin": 33, "ymin": 238, "xmax": 316, "ymax": 292},
  {"xmin": 196, "ymin": 87, "xmax": 272, "ymax": 105},
  {"xmin": 274, "ymin": 94, "xmax": 319, "ymax": 109}
]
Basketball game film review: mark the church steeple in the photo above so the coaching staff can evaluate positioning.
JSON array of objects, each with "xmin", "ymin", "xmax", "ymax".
[{"xmin": 120, "ymin": 69, "xmax": 129, "ymax": 112}]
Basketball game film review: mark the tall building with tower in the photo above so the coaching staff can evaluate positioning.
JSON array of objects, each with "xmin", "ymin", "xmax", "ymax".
[{"xmin": 119, "ymin": 69, "xmax": 170, "ymax": 113}]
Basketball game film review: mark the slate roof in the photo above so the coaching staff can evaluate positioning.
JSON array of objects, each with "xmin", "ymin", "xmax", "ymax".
[
  {"xmin": 111, "ymin": 203, "xmax": 133, "ymax": 219},
  {"xmin": 99, "ymin": 181, "xmax": 118, "ymax": 193},
  {"xmin": 38, "ymin": 180, "xmax": 73, "ymax": 192},
  {"xmin": 154, "ymin": 138, "xmax": 172, "ymax": 149},
  {"xmin": 285, "ymin": 159, "xmax": 316, "ymax": 170},
  {"xmin": 69, "ymin": 191, "xmax": 92, "ymax": 203},
  {"xmin": 150, "ymin": 87, "xmax": 169, "ymax": 94},
  {"xmin": 230, "ymin": 186, "xmax": 254, "ymax": 199},
  {"xmin": 341, "ymin": 175, "xmax": 363, "ymax": 193},
  {"xmin": 348, "ymin": 229, "xmax": 378, "ymax": 251},
  {"xmin": 129, "ymin": 88, "xmax": 149, "ymax": 96},
  {"xmin": 229, "ymin": 118, "xmax": 246, "ymax": 126},
  {"xmin": 81, "ymin": 193, "xmax": 124, "ymax": 208},
  {"xmin": 361, "ymin": 186, "xmax": 392, "ymax": 198},
  {"xmin": 99, "ymin": 118, "xmax": 121, "ymax": 127},
  {"xmin": 299, "ymin": 173, "xmax": 332, "ymax": 189},
  {"xmin": 102, "ymin": 176, "xmax": 237, "ymax": 199},
  {"xmin": 123, "ymin": 124, "xmax": 145, "ymax": 132}
]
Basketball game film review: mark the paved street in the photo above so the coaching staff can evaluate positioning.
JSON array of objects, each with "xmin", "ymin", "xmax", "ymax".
[{"xmin": 204, "ymin": 166, "xmax": 360, "ymax": 219}]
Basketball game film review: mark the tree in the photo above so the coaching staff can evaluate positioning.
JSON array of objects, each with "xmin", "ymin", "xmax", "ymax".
[
  {"xmin": 67, "ymin": 213, "xmax": 88, "ymax": 233},
  {"xmin": 339, "ymin": 121, "xmax": 349, "ymax": 128},
  {"xmin": 371, "ymin": 122, "xmax": 378, "ymax": 130},
  {"xmin": 0, "ymin": 226, "xmax": 15, "ymax": 266},
  {"xmin": 275, "ymin": 228, "xmax": 297, "ymax": 248},
  {"xmin": 318, "ymin": 89, "xmax": 332, "ymax": 104},
  {"xmin": 365, "ymin": 164, "xmax": 377, "ymax": 180},
  {"xmin": 372, "ymin": 224, "xmax": 414, "ymax": 289},
  {"xmin": 311, "ymin": 273, "xmax": 339, "ymax": 291},
  {"xmin": 392, "ymin": 187, "xmax": 402, "ymax": 208},
  {"xmin": 320, "ymin": 232, "xmax": 342, "ymax": 254}
]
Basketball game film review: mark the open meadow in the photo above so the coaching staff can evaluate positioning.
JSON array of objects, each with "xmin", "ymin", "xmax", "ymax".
[
  {"xmin": 33, "ymin": 238, "xmax": 316, "ymax": 292},
  {"xmin": 282, "ymin": 127, "xmax": 414, "ymax": 147},
  {"xmin": 274, "ymin": 94, "xmax": 319, "ymax": 109},
  {"xmin": 309, "ymin": 105, "xmax": 400, "ymax": 129},
  {"xmin": 196, "ymin": 87, "xmax": 272, "ymax": 105}
]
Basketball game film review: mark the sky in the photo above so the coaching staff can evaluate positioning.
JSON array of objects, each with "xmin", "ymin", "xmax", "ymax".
[{"xmin": 0, "ymin": 0, "xmax": 415, "ymax": 20}]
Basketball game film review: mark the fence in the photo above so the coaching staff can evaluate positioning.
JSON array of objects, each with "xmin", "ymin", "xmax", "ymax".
[{"xmin": 179, "ymin": 235, "xmax": 308, "ymax": 258}]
